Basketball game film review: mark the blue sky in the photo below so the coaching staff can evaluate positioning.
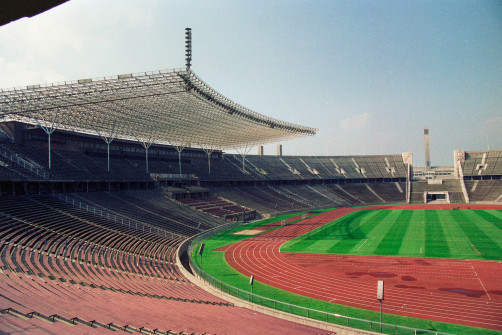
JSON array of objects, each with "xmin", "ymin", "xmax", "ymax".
[{"xmin": 0, "ymin": 0, "xmax": 501, "ymax": 166}]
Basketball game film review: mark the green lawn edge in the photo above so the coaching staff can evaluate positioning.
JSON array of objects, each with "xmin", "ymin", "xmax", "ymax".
[{"xmin": 192, "ymin": 211, "xmax": 501, "ymax": 335}]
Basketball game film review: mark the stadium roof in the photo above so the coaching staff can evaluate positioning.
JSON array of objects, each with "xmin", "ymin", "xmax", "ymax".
[
  {"xmin": 0, "ymin": 68, "xmax": 317, "ymax": 151},
  {"xmin": 0, "ymin": 0, "xmax": 69, "ymax": 27}
]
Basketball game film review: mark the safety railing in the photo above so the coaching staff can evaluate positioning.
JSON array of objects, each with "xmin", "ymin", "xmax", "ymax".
[
  {"xmin": 55, "ymin": 193, "xmax": 179, "ymax": 240},
  {"xmin": 0, "ymin": 149, "xmax": 49, "ymax": 179}
]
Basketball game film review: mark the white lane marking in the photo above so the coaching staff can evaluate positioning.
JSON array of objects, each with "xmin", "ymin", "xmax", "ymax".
[
  {"xmin": 477, "ymin": 277, "xmax": 491, "ymax": 301},
  {"xmin": 356, "ymin": 239, "xmax": 368, "ymax": 251}
]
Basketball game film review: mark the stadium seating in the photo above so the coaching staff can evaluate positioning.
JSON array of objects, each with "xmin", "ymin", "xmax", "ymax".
[
  {"xmin": 177, "ymin": 196, "xmax": 255, "ymax": 220},
  {"xmin": 73, "ymin": 190, "xmax": 224, "ymax": 235},
  {"xmin": 2, "ymin": 133, "xmax": 502, "ymax": 334},
  {"xmin": 409, "ymin": 179, "xmax": 465, "ymax": 203},
  {"xmin": 460, "ymin": 150, "xmax": 502, "ymax": 177},
  {"xmin": 464, "ymin": 180, "xmax": 502, "ymax": 202},
  {"xmin": 0, "ymin": 187, "xmax": 328, "ymax": 334},
  {"xmin": 0, "ymin": 139, "xmax": 410, "ymax": 183}
]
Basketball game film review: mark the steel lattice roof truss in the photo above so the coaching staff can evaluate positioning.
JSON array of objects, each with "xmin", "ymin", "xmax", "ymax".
[{"xmin": 0, "ymin": 68, "xmax": 317, "ymax": 151}]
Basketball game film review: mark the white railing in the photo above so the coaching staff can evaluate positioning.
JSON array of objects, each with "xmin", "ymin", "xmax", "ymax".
[
  {"xmin": 150, "ymin": 173, "xmax": 198, "ymax": 179},
  {"xmin": 0, "ymin": 149, "xmax": 49, "ymax": 179},
  {"xmin": 55, "ymin": 193, "xmax": 179, "ymax": 240},
  {"xmin": 268, "ymin": 185, "xmax": 313, "ymax": 207}
]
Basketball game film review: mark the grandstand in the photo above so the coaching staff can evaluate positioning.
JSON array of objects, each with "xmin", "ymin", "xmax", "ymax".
[
  {"xmin": 0, "ymin": 63, "xmax": 345, "ymax": 333},
  {"xmin": 4, "ymin": 121, "xmax": 502, "ymax": 210},
  {"xmin": 456, "ymin": 149, "xmax": 502, "ymax": 203},
  {"xmin": 0, "ymin": 105, "xmax": 501, "ymax": 334},
  {"xmin": 1, "ymin": 118, "xmax": 500, "ymax": 334}
]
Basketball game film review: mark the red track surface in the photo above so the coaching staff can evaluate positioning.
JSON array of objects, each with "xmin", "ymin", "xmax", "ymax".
[{"xmin": 218, "ymin": 204, "xmax": 502, "ymax": 331}]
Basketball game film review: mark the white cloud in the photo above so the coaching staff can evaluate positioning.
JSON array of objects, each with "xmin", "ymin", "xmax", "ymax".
[
  {"xmin": 0, "ymin": 0, "xmax": 160, "ymax": 88},
  {"xmin": 0, "ymin": 13, "xmax": 85, "ymax": 55},
  {"xmin": 0, "ymin": 57, "xmax": 66, "ymax": 88},
  {"xmin": 0, "ymin": 7, "xmax": 86, "ymax": 87},
  {"xmin": 339, "ymin": 112, "xmax": 371, "ymax": 130}
]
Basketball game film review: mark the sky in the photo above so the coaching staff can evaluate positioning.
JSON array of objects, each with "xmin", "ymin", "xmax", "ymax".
[{"xmin": 0, "ymin": 0, "xmax": 501, "ymax": 167}]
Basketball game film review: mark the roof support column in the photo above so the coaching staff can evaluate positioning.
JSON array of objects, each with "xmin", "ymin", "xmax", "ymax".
[
  {"xmin": 198, "ymin": 144, "xmax": 217, "ymax": 176},
  {"xmin": 235, "ymin": 145, "xmax": 253, "ymax": 172},
  {"xmin": 135, "ymin": 133, "xmax": 157, "ymax": 175},
  {"xmin": 96, "ymin": 121, "xmax": 118, "ymax": 172},
  {"xmin": 101, "ymin": 137, "xmax": 114, "ymax": 172},
  {"xmin": 37, "ymin": 120, "xmax": 57, "ymax": 170},
  {"xmin": 204, "ymin": 149, "xmax": 214, "ymax": 175},
  {"xmin": 140, "ymin": 141, "xmax": 153, "ymax": 174},
  {"xmin": 173, "ymin": 145, "xmax": 186, "ymax": 176}
]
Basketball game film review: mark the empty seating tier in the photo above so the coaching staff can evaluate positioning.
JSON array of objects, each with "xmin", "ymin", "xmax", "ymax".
[{"xmin": 0, "ymin": 193, "xmax": 324, "ymax": 334}]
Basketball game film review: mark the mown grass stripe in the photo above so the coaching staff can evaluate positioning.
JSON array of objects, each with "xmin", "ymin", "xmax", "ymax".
[
  {"xmin": 325, "ymin": 210, "xmax": 377, "ymax": 254},
  {"xmin": 358, "ymin": 210, "xmax": 401, "ymax": 255},
  {"xmin": 399, "ymin": 210, "xmax": 424, "ymax": 256},
  {"xmin": 284, "ymin": 210, "xmax": 368, "ymax": 252},
  {"xmin": 492, "ymin": 210, "xmax": 502, "ymax": 220},
  {"xmin": 472, "ymin": 210, "xmax": 502, "ymax": 231},
  {"xmin": 440, "ymin": 210, "xmax": 479, "ymax": 259},
  {"xmin": 374, "ymin": 210, "xmax": 412, "ymax": 255},
  {"xmin": 424, "ymin": 210, "xmax": 451, "ymax": 258},
  {"xmin": 462, "ymin": 210, "xmax": 502, "ymax": 253},
  {"xmin": 343, "ymin": 209, "xmax": 393, "ymax": 254},
  {"xmin": 449, "ymin": 210, "xmax": 502, "ymax": 260}
]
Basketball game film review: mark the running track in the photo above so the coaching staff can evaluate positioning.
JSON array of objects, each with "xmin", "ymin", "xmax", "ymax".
[{"xmin": 218, "ymin": 204, "xmax": 502, "ymax": 331}]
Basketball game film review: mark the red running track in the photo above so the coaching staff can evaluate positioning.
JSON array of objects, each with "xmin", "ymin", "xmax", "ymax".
[{"xmin": 218, "ymin": 204, "xmax": 502, "ymax": 331}]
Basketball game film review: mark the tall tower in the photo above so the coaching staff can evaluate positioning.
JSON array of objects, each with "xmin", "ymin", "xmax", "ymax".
[
  {"xmin": 185, "ymin": 28, "xmax": 192, "ymax": 69},
  {"xmin": 424, "ymin": 128, "xmax": 431, "ymax": 169}
]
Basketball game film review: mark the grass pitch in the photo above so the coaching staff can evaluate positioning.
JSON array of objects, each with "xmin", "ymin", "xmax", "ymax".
[
  {"xmin": 193, "ymin": 208, "xmax": 502, "ymax": 335},
  {"xmin": 281, "ymin": 209, "xmax": 502, "ymax": 260}
]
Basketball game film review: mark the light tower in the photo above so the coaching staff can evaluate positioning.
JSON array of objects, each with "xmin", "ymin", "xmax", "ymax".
[
  {"xmin": 185, "ymin": 28, "xmax": 192, "ymax": 69},
  {"xmin": 424, "ymin": 128, "xmax": 431, "ymax": 170}
]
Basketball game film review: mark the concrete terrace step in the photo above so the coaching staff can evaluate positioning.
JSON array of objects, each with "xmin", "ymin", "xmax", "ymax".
[{"xmin": 1, "ymin": 308, "xmax": 180, "ymax": 334}]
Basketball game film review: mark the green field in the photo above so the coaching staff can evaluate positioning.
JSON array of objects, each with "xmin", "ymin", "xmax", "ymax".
[
  {"xmin": 281, "ymin": 209, "xmax": 502, "ymax": 260},
  {"xmin": 193, "ymin": 208, "xmax": 502, "ymax": 334}
]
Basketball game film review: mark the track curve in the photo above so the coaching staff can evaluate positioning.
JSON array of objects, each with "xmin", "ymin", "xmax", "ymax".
[{"xmin": 218, "ymin": 205, "xmax": 502, "ymax": 331}]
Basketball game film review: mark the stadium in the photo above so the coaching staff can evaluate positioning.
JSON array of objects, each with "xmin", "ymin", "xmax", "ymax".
[{"xmin": 1, "ymin": 2, "xmax": 501, "ymax": 335}]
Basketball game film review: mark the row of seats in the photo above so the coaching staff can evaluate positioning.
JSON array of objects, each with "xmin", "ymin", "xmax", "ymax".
[
  {"xmin": 0, "ymin": 192, "xmax": 323, "ymax": 334},
  {"xmin": 177, "ymin": 196, "xmax": 252, "ymax": 219},
  {"xmin": 194, "ymin": 154, "xmax": 408, "ymax": 181},
  {"xmin": 465, "ymin": 180, "xmax": 502, "ymax": 202},
  {"xmin": 72, "ymin": 191, "xmax": 224, "ymax": 236},
  {"xmin": 0, "ymin": 196, "xmax": 182, "ymax": 268},
  {"xmin": 0, "ymin": 142, "xmax": 151, "ymax": 181},
  {"xmin": 460, "ymin": 150, "xmax": 502, "ymax": 177},
  {"xmin": 0, "ymin": 140, "xmax": 409, "ymax": 182},
  {"xmin": 212, "ymin": 182, "xmax": 407, "ymax": 215}
]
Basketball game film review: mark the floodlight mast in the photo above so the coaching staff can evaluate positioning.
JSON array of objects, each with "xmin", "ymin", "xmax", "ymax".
[{"xmin": 185, "ymin": 28, "xmax": 192, "ymax": 69}]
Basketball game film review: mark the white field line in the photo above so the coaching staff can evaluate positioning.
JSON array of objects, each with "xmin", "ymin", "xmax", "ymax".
[{"xmin": 356, "ymin": 239, "xmax": 368, "ymax": 251}]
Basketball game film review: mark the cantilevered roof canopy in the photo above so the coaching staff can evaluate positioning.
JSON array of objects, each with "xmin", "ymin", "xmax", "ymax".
[
  {"xmin": 0, "ymin": 0, "xmax": 69, "ymax": 27},
  {"xmin": 0, "ymin": 68, "xmax": 317, "ymax": 150}
]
